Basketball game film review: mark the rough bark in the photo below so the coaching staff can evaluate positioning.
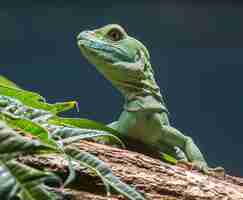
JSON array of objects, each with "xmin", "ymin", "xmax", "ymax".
[{"xmin": 19, "ymin": 141, "xmax": 243, "ymax": 200}]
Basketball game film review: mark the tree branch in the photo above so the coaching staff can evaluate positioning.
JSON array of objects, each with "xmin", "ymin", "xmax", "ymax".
[{"xmin": 20, "ymin": 141, "xmax": 243, "ymax": 200}]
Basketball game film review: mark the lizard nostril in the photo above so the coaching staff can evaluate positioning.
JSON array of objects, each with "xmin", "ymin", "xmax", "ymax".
[
  {"xmin": 76, "ymin": 33, "xmax": 82, "ymax": 40},
  {"xmin": 76, "ymin": 30, "xmax": 94, "ymax": 41}
]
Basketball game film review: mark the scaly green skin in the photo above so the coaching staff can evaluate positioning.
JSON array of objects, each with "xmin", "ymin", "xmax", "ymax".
[{"xmin": 77, "ymin": 24, "xmax": 221, "ymax": 173}]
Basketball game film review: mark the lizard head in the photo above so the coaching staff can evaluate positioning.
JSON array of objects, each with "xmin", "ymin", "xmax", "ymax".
[
  {"xmin": 77, "ymin": 24, "xmax": 164, "ymax": 111},
  {"xmin": 76, "ymin": 24, "xmax": 151, "ymax": 83}
]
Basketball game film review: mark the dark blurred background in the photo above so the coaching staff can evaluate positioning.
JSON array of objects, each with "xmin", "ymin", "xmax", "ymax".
[{"xmin": 1, "ymin": 1, "xmax": 243, "ymax": 176}]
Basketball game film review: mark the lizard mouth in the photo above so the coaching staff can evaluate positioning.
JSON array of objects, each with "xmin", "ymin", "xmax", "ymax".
[
  {"xmin": 77, "ymin": 39, "xmax": 115, "ymax": 64},
  {"xmin": 77, "ymin": 31, "xmax": 134, "ymax": 64}
]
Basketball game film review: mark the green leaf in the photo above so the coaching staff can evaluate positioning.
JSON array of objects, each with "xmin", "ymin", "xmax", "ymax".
[
  {"xmin": 0, "ymin": 76, "xmax": 20, "ymax": 89},
  {"xmin": 48, "ymin": 117, "xmax": 122, "ymax": 138},
  {"xmin": 0, "ymin": 113, "xmax": 59, "ymax": 150},
  {"xmin": 50, "ymin": 101, "xmax": 78, "ymax": 114},
  {"xmin": 0, "ymin": 84, "xmax": 45, "ymax": 102},
  {"xmin": 65, "ymin": 147, "xmax": 145, "ymax": 200},
  {"xmin": 49, "ymin": 117, "xmax": 125, "ymax": 147},
  {"xmin": 0, "ymin": 118, "xmax": 72, "ymax": 192},
  {"xmin": 0, "ymin": 160, "xmax": 58, "ymax": 200},
  {"xmin": 60, "ymin": 132, "xmax": 124, "ymax": 146},
  {"xmin": 0, "ymin": 85, "xmax": 76, "ymax": 114},
  {"xmin": 0, "ymin": 121, "xmax": 60, "ymax": 199},
  {"xmin": 0, "ymin": 121, "xmax": 55, "ymax": 159}
]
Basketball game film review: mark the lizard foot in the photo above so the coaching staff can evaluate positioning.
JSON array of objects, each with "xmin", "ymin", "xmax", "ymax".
[
  {"xmin": 177, "ymin": 160, "xmax": 225, "ymax": 178},
  {"xmin": 207, "ymin": 166, "xmax": 225, "ymax": 178}
]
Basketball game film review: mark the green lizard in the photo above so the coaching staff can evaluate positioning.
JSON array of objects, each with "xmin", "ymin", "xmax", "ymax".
[{"xmin": 77, "ymin": 24, "xmax": 223, "ymax": 174}]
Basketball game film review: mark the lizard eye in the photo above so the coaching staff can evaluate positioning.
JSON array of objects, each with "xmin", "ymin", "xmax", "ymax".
[{"xmin": 106, "ymin": 28, "xmax": 124, "ymax": 42}]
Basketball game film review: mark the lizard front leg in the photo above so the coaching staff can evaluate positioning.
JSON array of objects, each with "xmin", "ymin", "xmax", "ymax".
[
  {"xmin": 158, "ymin": 124, "xmax": 209, "ymax": 172},
  {"xmin": 158, "ymin": 125, "xmax": 225, "ymax": 175}
]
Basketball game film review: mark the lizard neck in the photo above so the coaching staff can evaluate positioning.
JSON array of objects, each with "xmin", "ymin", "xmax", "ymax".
[
  {"xmin": 121, "ymin": 85, "xmax": 169, "ymax": 113},
  {"xmin": 106, "ymin": 62, "xmax": 169, "ymax": 113}
]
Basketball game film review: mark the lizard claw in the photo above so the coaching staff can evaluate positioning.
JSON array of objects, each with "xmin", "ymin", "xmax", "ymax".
[
  {"xmin": 207, "ymin": 166, "xmax": 225, "ymax": 178},
  {"xmin": 177, "ymin": 160, "xmax": 225, "ymax": 177},
  {"xmin": 177, "ymin": 160, "xmax": 208, "ymax": 173},
  {"xmin": 191, "ymin": 162, "xmax": 225, "ymax": 178}
]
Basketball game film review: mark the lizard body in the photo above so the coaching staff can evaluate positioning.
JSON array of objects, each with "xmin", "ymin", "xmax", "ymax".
[{"xmin": 77, "ymin": 24, "xmax": 222, "ymax": 173}]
